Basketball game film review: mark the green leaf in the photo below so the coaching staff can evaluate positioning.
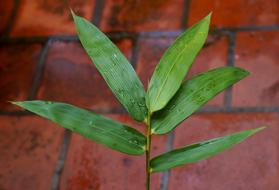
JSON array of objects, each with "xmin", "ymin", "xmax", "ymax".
[
  {"xmin": 12, "ymin": 101, "xmax": 146, "ymax": 155},
  {"xmin": 152, "ymin": 67, "xmax": 249, "ymax": 134},
  {"xmin": 146, "ymin": 13, "xmax": 211, "ymax": 113},
  {"xmin": 71, "ymin": 11, "xmax": 147, "ymax": 121},
  {"xmin": 150, "ymin": 127, "xmax": 265, "ymax": 173}
]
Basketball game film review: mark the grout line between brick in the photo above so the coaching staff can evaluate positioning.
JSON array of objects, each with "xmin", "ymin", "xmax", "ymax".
[
  {"xmin": 130, "ymin": 34, "xmax": 139, "ymax": 68},
  {"xmin": 91, "ymin": 0, "xmax": 105, "ymax": 27},
  {"xmin": 28, "ymin": 39, "xmax": 52, "ymax": 100},
  {"xmin": 1, "ymin": 25, "xmax": 279, "ymax": 44},
  {"xmin": 1, "ymin": 0, "xmax": 20, "ymax": 37},
  {"xmin": 224, "ymin": 31, "xmax": 235, "ymax": 110},
  {"xmin": 159, "ymin": 131, "xmax": 175, "ymax": 190},
  {"xmin": 181, "ymin": 0, "xmax": 190, "ymax": 29},
  {"xmin": 50, "ymin": 130, "xmax": 72, "ymax": 190}
]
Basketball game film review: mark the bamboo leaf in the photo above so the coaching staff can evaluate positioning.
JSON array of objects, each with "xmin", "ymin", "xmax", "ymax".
[
  {"xmin": 147, "ymin": 13, "xmax": 211, "ymax": 113},
  {"xmin": 72, "ymin": 11, "xmax": 147, "ymax": 121},
  {"xmin": 150, "ymin": 127, "xmax": 265, "ymax": 173},
  {"xmin": 152, "ymin": 67, "xmax": 249, "ymax": 134},
  {"xmin": 12, "ymin": 101, "xmax": 146, "ymax": 155}
]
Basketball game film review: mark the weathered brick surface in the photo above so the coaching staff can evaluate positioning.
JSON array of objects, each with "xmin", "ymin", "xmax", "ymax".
[
  {"xmin": 37, "ymin": 39, "xmax": 132, "ymax": 111},
  {"xmin": 1, "ymin": 1, "xmax": 278, "ymax": 189},
  {"xmin": 0, "ymin": 44, "xmax": 42, "ymax": 111},
  {"xmin": 169, "ymin": 113, "xmax": 279, "ymax": 190},
  {"xmin": 188, "ymin": 0, "xmax": 279, "ymax": 28},
  {"xmin": 0, "ymin": 0, "xmax": 14, "ymax": 34},
  {"xmin": 10, "ymin": 0, "xmax": 95, "ymax": 36},
  {"xmin": 136, "ymin": 34, "xmax": 228, "ymax": 107},
  {"xmin": 232, "ymin": 31, "xmax": 279, "ymax": 107},
  {"xmin": 100, "ymin": 0, "xmax": 184, "ymax": 32},
  {"xmin": 0, "ymin": 116, "xmax": 64, "ymax": 190},
  {"xmin": 59, "ymin": 115, "xmax": 167, "ymax": 190}
]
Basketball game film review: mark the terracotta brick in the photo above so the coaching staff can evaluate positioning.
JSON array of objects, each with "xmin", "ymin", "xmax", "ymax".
[
  {"xmin": 0, "ymin": 0, "xmax": 14, "ymax": 35},
  {"xmin": 59, "ymin": 115, "xmax": 167, "ymax": 190},
  {"xmin": 0, "ymin": 44, "xmax": 42, "ymax": 111},
  {"xmin": 188, "ymin": 0, "xmax": 279, "ymax": 28},
  {"xmin": 37, "ymin": 39, "xmax": 133, "ymax": 111},
  {"xmin": 136, "ymin": 34, "xmax": 228, "ymax": 107},
  {"xmin": 232, "ymin": 31, "xmax": 279, "ymax": 107},
  {"xmin": 100, "ymin": 0, "xmax": 184, "ymax": 32},
  {"xmin": 169, "ymin": 113, "xmax": 279, "ymax": 190},
  {"xmin": 0, "ymin": 116, "xmax": 64, "ymax": 190},
  {"xmin": 10, "ymin": 0, "xmax": 95, "ymax": 37}
]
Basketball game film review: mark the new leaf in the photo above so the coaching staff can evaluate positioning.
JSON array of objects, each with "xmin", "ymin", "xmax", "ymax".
[
  {"xmin": 72, "ymin": 11, "xmax": 147, "ymax": 121},
  {"xmin": 152, "ymin": 67, "xmax": 249, "ymax": 134},
  {"xmin": 150, "ymin": 127, "xmax": 265, "ymax": 172},
  {"xmin": 147, "ymin": 13, "xmax": 211, "ymax": 113},
  {"xmin": 12, "ymin": 101, "xmax": 146, "ymax": 155}
]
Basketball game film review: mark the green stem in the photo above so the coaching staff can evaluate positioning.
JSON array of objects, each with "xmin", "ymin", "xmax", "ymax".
[{"xmin": 146, "ymin": 112, "xmax": 152, "ymax": 190}]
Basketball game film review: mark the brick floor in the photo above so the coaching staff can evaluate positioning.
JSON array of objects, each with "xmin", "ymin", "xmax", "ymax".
[
  {"xmin": 0, "ymin": 0, "xmax": 14, "ymax": 35},
  {"xmin": 0, "ymin": 44, "xmax": 42, "ymax": 111},
  {"xmin": 10, "ymin": 0, "xmax": 96, "ymax": 37},
  {"xmin": 0, "ymin": 1, "xmax": 278, "ymax": 190},
  {"xmin": 0, "ymin": 116, "xmax": 64, "ymax": 190},
  {"xmin": 232, "ymin": 31, "xmax": 279, "ymax": 107},
  {"xmin": 188, "ymin": 0, "xmax": 279, "ymax": 28},
  {"xmin": 100, "ymin": 0, "xmax": 184, "ymax": 32}
]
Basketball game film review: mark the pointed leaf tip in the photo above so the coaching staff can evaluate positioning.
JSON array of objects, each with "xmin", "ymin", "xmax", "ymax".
[
  {"xmin": 70, "ymin": 9, "xmax": 75, "ymax": 17},
  {"xmin": 150, "ymin": 126, "xmax": 265, "ymax": 172},
  {"xmin": 147, "ymin": 13, "xmax": 211, "ymax": 113}
]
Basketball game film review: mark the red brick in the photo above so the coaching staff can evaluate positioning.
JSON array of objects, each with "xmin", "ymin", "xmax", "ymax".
[
  {"xmin": 188, "ymin": 0, "xmax": 279, "ymax": 28},
  {"xmin": 37, "ymin": 39, "xmax": 132, "ymax": 111},
  {"xmin": 10, "ymin": 0, "xmax": 95, "ymax": 37},
  {"xmin": 136, "ymin": 34, "xmax": 228, "ymax": 107},
  {"xmin": 0, "ymin": 116, "xmax": 64, "ymax": 190},
  {"xmin": 169, "ymin": 113, "xmax": 279, "ymax": 190},
  {"xmin": 233, "ymin": 31, "xmax": 279, "ymax": 107},
  {"xmin": 0, "ymin": 44, "xmax": 42, "ymax": 111},
  {"xmin": 59, "ymin": 115, "xmax": 167, "ymax": 190},
  {"xmin": 100, "ymin": 0, "xmax": 184, "ymax": 32},
  {"xmin": 0, "ymin": 0, "xmax": 14, "ymax": 34}
]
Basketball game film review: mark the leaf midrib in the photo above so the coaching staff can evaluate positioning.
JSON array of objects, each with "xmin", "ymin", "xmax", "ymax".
[
  {"xmin": 43, "ymin": 106, "xmax": 145, "ymax": 151},
  {"xmin": 151, "ymin": 24, "xmax": 205, "ymax": 111}
]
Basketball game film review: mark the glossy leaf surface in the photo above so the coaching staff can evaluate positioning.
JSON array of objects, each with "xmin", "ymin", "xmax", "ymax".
[
  {"xmin": 72, "ymin": 11, "xmax": 147, "ymax": 121},
  {"xmin": 12, "ymin": 101, "xmax": 146, "ymax": 155},
  {"xmin": 152, "ymin": 67, "xmax": 249, "ymax": 134},
  {"xmin": 147, "ymin": 13, "xmax": 211, "ymax": 113},
  {"xmin": 150, "ymin": 127, "xmax": 265, "ymax": 172}
]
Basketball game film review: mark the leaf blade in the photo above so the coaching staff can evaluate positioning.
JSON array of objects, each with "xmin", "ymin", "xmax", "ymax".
[
  {"xmin": 150, "ymin": 127, "xmax": 265, "ymax": 172},
  {"xmin": 147, "ymin": 13, "xmax": 211, "ymax": 112},
  {"xmin": 72, "ymin": 11, "xmax": 147, "ymax": 121},
  {"xmin": 12, "ymin": 101, "xmax": 146, "ymax": 155},
  {"xmin": 152, "ymin": 67, "xmax": 249, "ymax": 134}
]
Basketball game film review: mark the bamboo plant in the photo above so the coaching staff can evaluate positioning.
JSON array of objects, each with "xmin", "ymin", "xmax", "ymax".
[{"xmin": 12, "ymin": 11, "xmax": 265, "ymax": 190}]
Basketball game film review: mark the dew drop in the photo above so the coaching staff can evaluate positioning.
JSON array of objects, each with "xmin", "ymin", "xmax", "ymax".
[{"xmin": 124, "ymin": 129, "xmax": 129, "ymax": 134}]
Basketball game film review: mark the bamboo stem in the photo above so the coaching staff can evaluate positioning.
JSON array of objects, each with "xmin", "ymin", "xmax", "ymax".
[{"xmin": 145, "ymin": 112, "xmax": 152, "ymax": 190}]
